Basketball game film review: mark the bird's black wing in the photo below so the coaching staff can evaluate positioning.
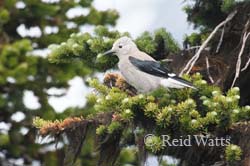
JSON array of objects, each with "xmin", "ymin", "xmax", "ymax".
[
  {"xmin": 129, "ymin": 56, "xmax": 172, "ymax": 78},
  {"xmin": 128, "ymin": 56, "xmax": 196, "ymax": 89}
]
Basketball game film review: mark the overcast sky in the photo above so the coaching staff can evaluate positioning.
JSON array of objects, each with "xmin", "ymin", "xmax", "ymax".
[{"xmin": 94, "ymin": 0, "xmax": 194, "ymax": 43}]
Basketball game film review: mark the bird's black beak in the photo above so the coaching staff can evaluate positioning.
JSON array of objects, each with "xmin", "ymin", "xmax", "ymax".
[{"xmin": 103, "ymin": 49, "xmax": 115, "ymax": 56}]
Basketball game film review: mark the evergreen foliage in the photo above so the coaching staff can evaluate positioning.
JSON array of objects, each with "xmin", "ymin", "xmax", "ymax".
[
  {"xmin": 48, "ymin": 26, "xmax": 180, "ymax": 67},
  {"xmin": 0, "ymin": 0, "xmax": 119, "ymax": 165},
  {"xmin": 183, "ymin": 0, "xmax": 248, "ymax": 29},
  {"xmin": 34, "ymin": 73, "xmax": 248, "ymax": 164}
]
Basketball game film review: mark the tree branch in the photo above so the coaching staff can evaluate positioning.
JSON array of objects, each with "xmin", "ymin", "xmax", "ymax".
[
  {"xmin": 205, "ymin": 56, "xmax": 214, "ymax": 83},
  {"xmin": 216, "ymin": 25, "xmax": 226, "ymax": 53},
  {"xmin": 180, "ymin": 10, "xmax": 238, "ymax": 76},
  {"xmin": 231, "ymin": 31, "xmax": 250, "ymax": 88},
  {"xmin": 241, "ymin": 55, "xmax": 250, "ymax": 72}
]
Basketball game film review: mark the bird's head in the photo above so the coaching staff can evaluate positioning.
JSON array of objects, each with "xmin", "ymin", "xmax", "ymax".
[{"xmin": 103, "ymin": 36, "xmax": 138, "ymax": 58}]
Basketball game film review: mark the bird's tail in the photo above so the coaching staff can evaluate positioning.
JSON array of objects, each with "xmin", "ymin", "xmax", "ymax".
[{"xmin": 160, "ymin": 76, "xmax": 197, "ymax": 90}]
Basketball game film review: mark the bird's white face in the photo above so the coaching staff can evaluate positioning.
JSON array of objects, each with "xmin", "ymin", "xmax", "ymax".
[{"xmin": 110, "ymin": 36, "xmax": 138, "ymax": 58}]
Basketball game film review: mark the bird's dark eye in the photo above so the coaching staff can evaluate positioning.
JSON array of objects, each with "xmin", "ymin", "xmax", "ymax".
[{"xmin": 119, "ymin": 45, "xmax": 122, "ymax": 48}]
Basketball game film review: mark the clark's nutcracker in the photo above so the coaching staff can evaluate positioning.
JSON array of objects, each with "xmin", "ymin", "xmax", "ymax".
[{"xmin": 103, "ymin": 36, "xmax": 196, "ymax": 93}]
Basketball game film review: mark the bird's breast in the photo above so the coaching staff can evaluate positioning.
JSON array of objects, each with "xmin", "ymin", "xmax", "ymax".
[{"xmin": 118, "ymin": 58, "xmax": 161, "ymax": 93}]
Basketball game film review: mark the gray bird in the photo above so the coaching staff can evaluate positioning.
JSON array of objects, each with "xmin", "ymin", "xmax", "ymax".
[{"xmin": 103, "ymin": 36, "xmax": 196, "ymax": 93}]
